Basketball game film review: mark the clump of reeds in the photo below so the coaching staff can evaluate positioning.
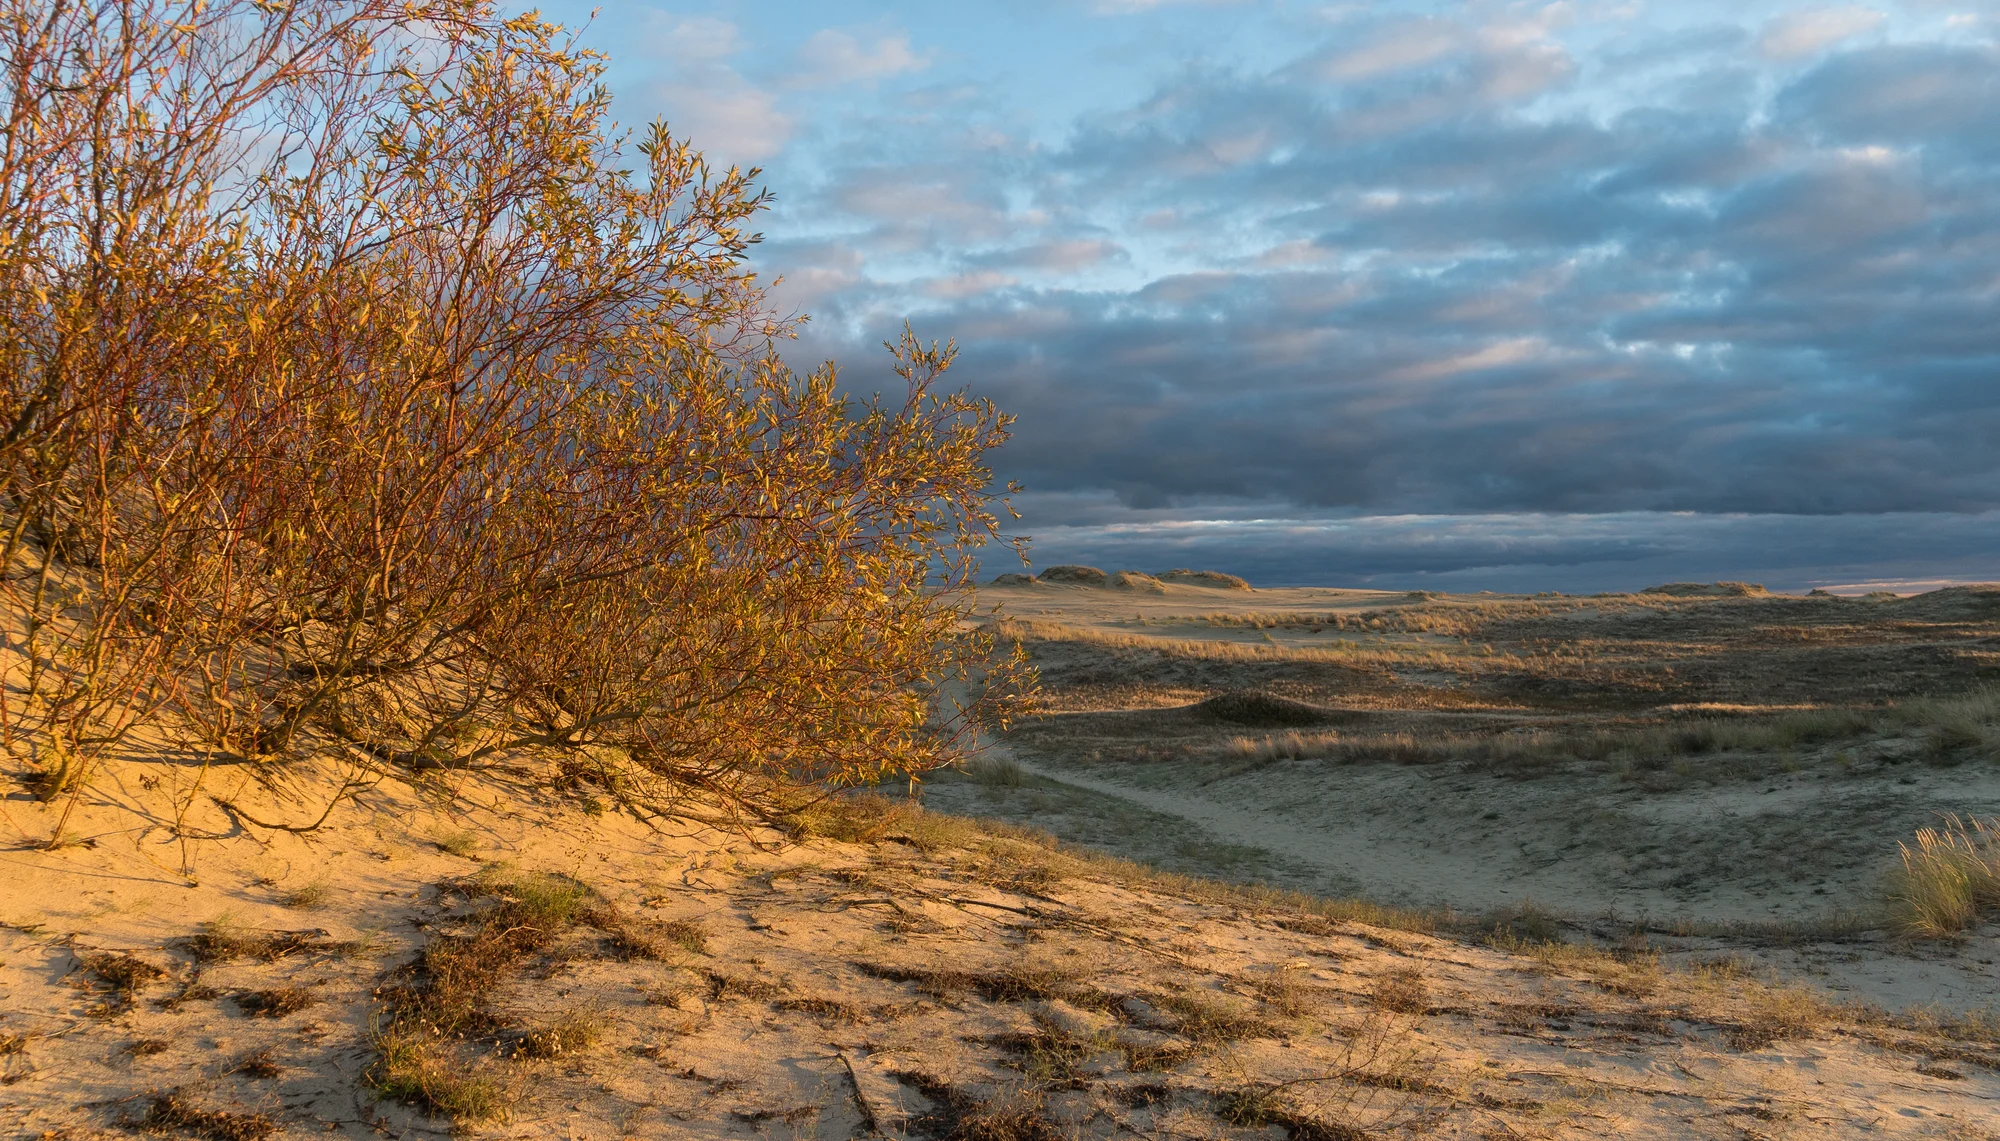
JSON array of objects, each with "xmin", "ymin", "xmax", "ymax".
[{"xmin": 1887, "ymin": 815, "xmax": 2000, "ymax": 938}]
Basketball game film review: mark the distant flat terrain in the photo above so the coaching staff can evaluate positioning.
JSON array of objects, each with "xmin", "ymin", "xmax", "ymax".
[{"xmin": 926, "ymin": 579, "xmax": 2000, "ymax": 1009}]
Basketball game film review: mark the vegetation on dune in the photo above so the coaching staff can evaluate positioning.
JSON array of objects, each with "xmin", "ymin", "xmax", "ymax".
[
  {"xmin": 1888, "ymin": 815, "xmax": 2000, "ymax": 938},
  {"xmin": 0, "ymin": 0, "xmax": 1029, "ymax": 849}
]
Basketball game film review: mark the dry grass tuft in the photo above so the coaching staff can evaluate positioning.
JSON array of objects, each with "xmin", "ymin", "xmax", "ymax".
[
  {"xmin": 78, "ymin": 951, "xmax": 166, "ymax": 1010},
  {"xmin": 893, "ymin": 1070, "xmax": 1070, "ymax": 1141},
  {"xmin": 857, "ymin": 959, "xmax": 1097, "ymax": 1007},
  {"xmin": 432, "ymin": 830, "xmax": 481, "ymax": 859},
  {"xmin": 1213, "ymin": 1085, "xmax": 1367, "ymax": 1141},
  {"xmin": 1888, "ymin": 815, "xmax": 2000, "ymax": 938},
  {"xmin": 185, "ymin": 922, "xmax": 350, "ymax": 963},
  {"xmin": 704, "ymin": 970, "xmax": 789, "ymax": 1002},
  {"xmin": 137, "ymin": 1091, "xmax": 280, "ymax": 1141},
  {"xmin": 366, "ymin": 866, "xmax": 601, "ymax": 1121},
  {"xmin": 514, "ymin": 1010, "xmax": 604, "ymax": 1059},
  {"xmin": 278, "ymin": 881, "xmax": 332, "ymax": 910},
  {"xmin": 1153, "ymin": 989, "xmax": 1279, "ymax": 1043},
  {"xmin": 235, "ymin": 985, "xmax": 315, "ymax": 1018},
  {"xmin": 221, "ymin": 1049, "xmax": 282, "ymax": 1080},
  {"xmin": 369, "ymin": 1028, "xmax": 509, "ymax": 1123},
  {"xmin": 1372, "ymin": 969, "xmax": 1431, "ymax": 1015}
]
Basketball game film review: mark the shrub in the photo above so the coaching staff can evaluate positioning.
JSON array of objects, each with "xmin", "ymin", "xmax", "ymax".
[
  {"xmin": 0, "ymin": 1, "xmax": 1030, "ymax": 847},
  {"xmin": 966, "ymin": 754, "xmax": 1026, "ymax": 787}
]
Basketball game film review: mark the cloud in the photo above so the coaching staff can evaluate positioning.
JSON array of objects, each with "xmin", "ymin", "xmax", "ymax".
[
  {"xmin": 1317, "ymin": 18, "xmax": 1461, "ymax": 80},
  {"xmin": 789, "ymin": 29, "xmax": 928, "ymax": 89},
  {"xmin": 751, "ymin": 5, "xmax": 2000, "ymax": 587},
  {"xmin": 925, "ymin": 269, "xmax": 1018, "ymax": 299},
  {"xmin": 637, "ymin": 16, "xmax": 791, "ymax": 162},
  {"xmin": 1758, "ymin": 7, "xmax": 1885, "ymax": 59},
  {"xmin": 646, "ymin": 79, "xmax": 791, "ymax": 162},
  {"xmin": 1089, "ymin": 0, "xmax": 1248, "ymax": 13},
  {"xmin": 975, "ymin": 239, "xmax": 1127, "ymax": 272}
]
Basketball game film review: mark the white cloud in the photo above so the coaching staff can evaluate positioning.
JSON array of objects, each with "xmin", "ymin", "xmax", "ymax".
[
  {"xmin": 925, "ymin": 270, "xmax": 1017, "ymax": 299},
  {"xmin": 1319, "ymin": 18, "xmax": 1461, "ymax": 80},
  {"xmin": 637, "ymin": 17, "xmax": 791, "ymax": 163},
  {"xmin": 647, "ymin": 79, "xmax": 791, "ymax": 162},
  {"xmin": 790, "ymin": 29, "xmax": 928, "ymax": 89},
  {"xmin": 1758, "ymin": 7, "xmax": 1885, "ymax": 59},
  {"xmin": 643, "ymin": 14, "xmax": 742, "ymax": 65}
]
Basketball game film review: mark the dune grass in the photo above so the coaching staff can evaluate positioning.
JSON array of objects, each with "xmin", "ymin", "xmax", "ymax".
[
  {"xmin": 366, "ymin": 865, "xmax": 602, "ymax": 1122},
  {"xmin": 966, "ymin": 754, "xmax": 1027, "ymax": 787},
  {"xmin": 1887, "ymin": 815, "xmax": 2000, "ymax": 938}
]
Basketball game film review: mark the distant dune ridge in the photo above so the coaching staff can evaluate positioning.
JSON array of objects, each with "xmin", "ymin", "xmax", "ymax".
[
  {"xmin": 1037, "ymin": 564, "xmax": 1110, "ymax": 585},
  {"xmin": 995, "ymin": 566, "xmax": 1253, "ymax": 590},
  {"xmin": 1643, "ymin": 581, "xmax": 1769, "ymax": 597},
  {"xmin": 1109, "ymin": 570, "xmax": 1166, "ymax": 593}
]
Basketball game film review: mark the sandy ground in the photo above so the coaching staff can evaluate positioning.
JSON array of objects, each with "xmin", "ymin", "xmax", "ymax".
[{"xmin": 3, "ymin": 773, "xmax": 1999, "ymax": 1140}]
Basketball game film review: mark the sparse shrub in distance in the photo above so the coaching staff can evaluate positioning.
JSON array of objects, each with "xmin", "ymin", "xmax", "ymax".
[
  {"xmin": 1485, "ymin": 903, "xmax": 1565, "ymax": 948},
  {"xmin": 0, "ymin": 0, "xmax": 1030, "ymax": 848},
  {"xmin": 1888, "ymin": 815, "xmax": 2000, "ymax": 938},
  {"xmin": 966, "ymin": 754, "xmax": 1026, "ymax": 787}
]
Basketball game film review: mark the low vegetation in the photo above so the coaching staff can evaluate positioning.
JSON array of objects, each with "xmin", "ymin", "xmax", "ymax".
[
  {"xmin": 1888, "ymin": 815, "xmax": 2000, "ymax": 938},
  {"xmin": 367, "ymin": 866, "xmax": 602, "ymax": 1121}
]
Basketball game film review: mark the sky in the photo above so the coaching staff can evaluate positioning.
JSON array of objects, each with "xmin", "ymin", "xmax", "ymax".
[{"xmin": 534, "ymin": 0, "xmax": 2000, "ymax": 593}]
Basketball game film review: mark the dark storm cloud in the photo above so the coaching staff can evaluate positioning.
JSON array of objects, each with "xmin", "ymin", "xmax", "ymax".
[{"xmin": 760, "ymin": 14, "xmax": 2000, "ymax": 584}]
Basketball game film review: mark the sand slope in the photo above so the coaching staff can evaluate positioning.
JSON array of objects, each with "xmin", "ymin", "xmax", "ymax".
[{"xmin": 2, "ymin": 775, "xmax": 1998, "ymax": 1139}]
